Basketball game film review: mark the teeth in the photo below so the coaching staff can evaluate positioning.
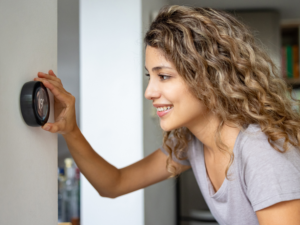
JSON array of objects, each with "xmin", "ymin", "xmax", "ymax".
[{"xmin": 157, "ymin": 106, "xmax": 173, "ymax": 112}]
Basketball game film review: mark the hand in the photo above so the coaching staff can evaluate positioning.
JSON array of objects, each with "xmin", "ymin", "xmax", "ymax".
[{"xmin": 34, "ymin": 70, "xmax": 78, "ymax": 135}]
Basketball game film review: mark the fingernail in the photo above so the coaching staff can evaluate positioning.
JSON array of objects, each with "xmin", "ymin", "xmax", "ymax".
[{"xmin": 44, "ymin": 126, "xmax": 50, "ymax": 131}]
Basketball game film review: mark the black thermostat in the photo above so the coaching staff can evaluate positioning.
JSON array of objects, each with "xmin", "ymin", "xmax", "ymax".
[{"xmin": 20, "ymin": 81, "xmax": 50, "ymax": 126}]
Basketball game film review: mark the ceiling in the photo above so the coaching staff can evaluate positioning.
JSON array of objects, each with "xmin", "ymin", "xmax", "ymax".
[{"xmin": 170, "ymin": 0, "xmax": 300, "ymax": 21}]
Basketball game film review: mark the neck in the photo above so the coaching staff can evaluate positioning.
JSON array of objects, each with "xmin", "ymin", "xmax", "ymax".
[{"xmin": 186, "ymin": 113, "xmax": 240, "ymax": 157}]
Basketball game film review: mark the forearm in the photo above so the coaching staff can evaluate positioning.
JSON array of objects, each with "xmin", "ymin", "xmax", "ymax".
[{"xmin": 62, "ymin": 127, "xmax": 121, "ymax": 198}]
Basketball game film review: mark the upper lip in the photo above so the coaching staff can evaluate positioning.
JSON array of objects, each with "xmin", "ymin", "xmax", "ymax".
[{"xmin": 153, "ymin": 104, "xmax": 173, "ymax": 108}]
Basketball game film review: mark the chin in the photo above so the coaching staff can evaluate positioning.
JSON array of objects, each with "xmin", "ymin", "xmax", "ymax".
[
  {"xmin": 160, "ymin": 120, "xmax": 182, "ymax": 132},
  {"xmin": 160, "ymin": 126, "xmax": 172, "ymax": 132}
]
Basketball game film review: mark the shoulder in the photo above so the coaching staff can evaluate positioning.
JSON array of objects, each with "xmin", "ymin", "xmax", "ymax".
[
  {"xmin": 236, "ymin": 124, "xmax": 300, "ymax": 211},
  {"xmin": 238, "ymin": 124, "xmax": 300, "ymax": 166}
]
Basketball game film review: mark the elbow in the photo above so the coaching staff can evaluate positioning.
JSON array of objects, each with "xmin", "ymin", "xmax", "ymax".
[
  {"xmin": 106, "ymin": 194, "xmax": 118, "ymax": 199},
  {"xmin": 98, "ymin": 190, "xmax": 119, "ymax": 199}
]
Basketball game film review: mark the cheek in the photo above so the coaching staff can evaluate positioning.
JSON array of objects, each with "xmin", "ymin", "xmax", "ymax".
[
  {"xmin": 177, "ymin": 101, "xmax": 204, "ymax": 117},
  {"xmin": 175, "ymin": 93, "xmax": 208, "ymax": 119},
  {"xmin": 161, "ymin": 80, "xmax": 207, "ymax": 121},
  {"xmin": 163, "ymin": 81, "xmax": 189, "ymax": 105}
]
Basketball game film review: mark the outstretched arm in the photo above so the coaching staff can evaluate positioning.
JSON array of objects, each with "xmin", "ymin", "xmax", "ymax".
[{"xmin": 64, "ymin": 128, "xmax": 190, "ymax": 198}]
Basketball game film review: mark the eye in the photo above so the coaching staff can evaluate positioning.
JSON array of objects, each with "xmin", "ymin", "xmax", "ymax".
[
  {"xmin": 145, "ymin": 73, "xmax": 150, "ymax": 80},
  {"xmin": 159, "ymin": 75, "xmax": 170, "ymax": 80}
]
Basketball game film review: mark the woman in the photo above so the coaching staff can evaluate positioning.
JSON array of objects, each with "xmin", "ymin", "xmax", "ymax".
[{"xmin": 34, "ymin": 5, "xmax": 300, "ymax": 225}]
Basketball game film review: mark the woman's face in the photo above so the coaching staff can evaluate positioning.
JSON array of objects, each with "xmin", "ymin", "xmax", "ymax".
[{"xmin": 144, "ymin": 46, "xmax": 210, "ymax": 131}]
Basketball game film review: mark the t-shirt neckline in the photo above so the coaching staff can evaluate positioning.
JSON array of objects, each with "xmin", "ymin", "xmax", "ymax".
[{"xmin": 200, "ymin": 127, "xmax": 243, "ymax": 199}]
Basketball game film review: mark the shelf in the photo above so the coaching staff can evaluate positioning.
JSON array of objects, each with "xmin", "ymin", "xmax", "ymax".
[
  {"xmin": 285, "ymin": 78, "xmax": 300, "ymax": 88},
  {"xmin": 280, "ymin": 22, "xmax": 300, "ymax": 89}
]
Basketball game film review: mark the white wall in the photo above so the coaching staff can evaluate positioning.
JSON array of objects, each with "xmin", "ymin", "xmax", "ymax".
[
  {"xmin": 79, "ymin": 0, "xmax": 144, "ymax": 224},
  {"xmin": 0, "ymin": 0, "xmax": 57, "ymax": 224}
]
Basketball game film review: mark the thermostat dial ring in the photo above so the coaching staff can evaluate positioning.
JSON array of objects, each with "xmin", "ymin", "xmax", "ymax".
[{"xmin": 20, "ymin": 81, "xmax": 50, "ymax": 127}]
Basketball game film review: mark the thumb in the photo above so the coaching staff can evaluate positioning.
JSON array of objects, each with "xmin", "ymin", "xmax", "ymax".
[
  {"xmin": 42, "ymin": 121, "xmax": 64, "ymax": 133},
  {"xmin": 42, "ymin": 123, "xmax": 52, "ymax": 131}
]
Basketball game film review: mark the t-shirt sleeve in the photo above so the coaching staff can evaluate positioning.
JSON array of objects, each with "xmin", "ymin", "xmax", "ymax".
[
  {"xmin": 243, "ymin": 136, "xmax": 300, "ymax": 211},
  {"xmin": 159, "ymin": 136, "xmax": 191, "ymax": 166}
]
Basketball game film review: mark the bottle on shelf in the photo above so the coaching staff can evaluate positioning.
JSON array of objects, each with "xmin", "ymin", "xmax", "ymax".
[
  {"xmin": 58, "ymin": 167, "xmax": 66, "ymax": 223},
  {"xmin": 58, "ymin": 158, "xmax": 80, "ymax": 224}
]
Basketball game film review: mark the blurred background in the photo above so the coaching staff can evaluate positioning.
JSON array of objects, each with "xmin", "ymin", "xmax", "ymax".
[{"xmin": 57, "ymin": 0, "xmax": 300, "ymax": 225}]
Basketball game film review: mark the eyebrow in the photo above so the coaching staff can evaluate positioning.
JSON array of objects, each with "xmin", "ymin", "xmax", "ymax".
[{"xmin": 145, "ymin": 66, "xmax": 173, "ymax": 72}]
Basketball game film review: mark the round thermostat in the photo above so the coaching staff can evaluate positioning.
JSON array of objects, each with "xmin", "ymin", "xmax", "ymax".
[{"xmin": 20, "ymin": 81, "xmax": 50, "ymax": 126}]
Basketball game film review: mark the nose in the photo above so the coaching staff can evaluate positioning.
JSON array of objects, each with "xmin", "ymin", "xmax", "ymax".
[{"xmin": 144, "ymin": 79, "xmax": 160, "ymax": 100}]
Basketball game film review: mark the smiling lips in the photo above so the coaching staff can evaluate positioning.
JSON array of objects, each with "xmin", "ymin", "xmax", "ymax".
[{"xmin": 153, "ymin": 104, "xmax": 174, "ymax": 117}]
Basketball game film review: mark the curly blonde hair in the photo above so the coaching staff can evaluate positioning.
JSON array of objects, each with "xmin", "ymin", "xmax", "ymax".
[{"xmin": 144, "ymin": 5, "xmax": 300, "ymax": 178}]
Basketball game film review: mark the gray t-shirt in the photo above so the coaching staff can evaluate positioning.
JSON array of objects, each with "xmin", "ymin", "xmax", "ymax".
[{"xmin": 160, "ymin": 124, "xmax": 300, "ymax": 225}]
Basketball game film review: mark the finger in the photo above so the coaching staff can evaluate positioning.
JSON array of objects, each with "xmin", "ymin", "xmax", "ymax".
[
  {"xmin": 34, "ymin": 76, "xmax": 62, "ymax": 88},
  {"xmin": 48, "ymin": 70, "xmax": 57, "ymax": 77},
  {"xmin": 42, "ymin": 120, "xmax": 65, "ymax": 133},
  {"xmin": 37, "ymin": 72, "xmax": 61, "ymax": 83},
  {"xmin": 34, "ymin": 77, "xmax": 62, "ymax": 91},
  {"xmin": 33, "ymin": 78, "xmax": 66, "ymax": 103}
]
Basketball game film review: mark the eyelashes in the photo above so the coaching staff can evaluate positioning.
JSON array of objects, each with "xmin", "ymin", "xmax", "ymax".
[{"xmin": 145, "ymin": 73, "xmax": 170, "ymax": 81}]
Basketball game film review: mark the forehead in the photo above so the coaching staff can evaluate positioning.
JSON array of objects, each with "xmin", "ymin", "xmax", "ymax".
[{"xmin": 145, "ymin": 46, "xmax": 173, "ymax": 67}]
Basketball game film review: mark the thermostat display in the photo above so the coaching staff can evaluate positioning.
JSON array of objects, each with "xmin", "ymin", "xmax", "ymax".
[
  {"xmin": 20, "ymin": 81, "xmax": 50, "ymax": 127},
  {"xmin": 35, "ymin": 87, "xmax": 48, "ymax": 120}
]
